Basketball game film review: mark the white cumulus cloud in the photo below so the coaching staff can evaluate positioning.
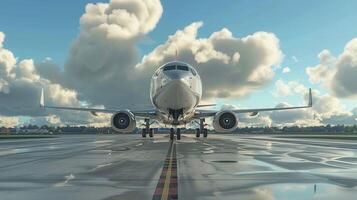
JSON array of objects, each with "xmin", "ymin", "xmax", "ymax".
[
  {"xmin": 63, "ymin": 0, "xmax": 163, "ymax": 108},
  {"xmin": 0, "ymin": 31, "xmax": 106, "ymax": 126},
  {"xmin": 0, "ymin": 116, "xmax": 19, "ymax": 128},
  {"xmin": 0, "ymin": 32, "xmax": 4, "ymax": 48},
  {"xmin": 267, "ymin": 80, "xmax": 356, "ymax": 126},
  {"xmin": 282, "ymin": 67, "xmax": 290, "ymax": 73},
  {"xmin": 136, "ymin": 22, "xmax": 283, "ymax": 100},
  {"xmin": 306, "ymin": 39, "xmax": 357, "ymax": 99}
]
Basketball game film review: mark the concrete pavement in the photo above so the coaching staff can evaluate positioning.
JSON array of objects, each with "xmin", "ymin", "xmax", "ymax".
[{"xmin": 0, "ymin": 134, "xmax": 357, "ymax": 199}]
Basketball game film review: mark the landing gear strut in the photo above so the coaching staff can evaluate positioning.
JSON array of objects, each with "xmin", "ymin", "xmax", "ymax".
[
  {"xmin": 203, "ymin": 128, "xmax": 208, "ymax": 138},
  {"xmin": 170, "ymin": 128, "xmax": 175, "ymax": 140},
  {"xmin": 141, "ymin": 128, "xmax": 147, "ymax": 138},
  {"xmin": 142, "ymin": 119, "xmax": 153, "ymax": 138},
  {"xmin": 196, "ymin": 118, "xmax": 208, "ymax": 138},
  {"xmin": 177, "ymin": 128, "xmax": 181, "ymax": 140},
  {"xmin": 149, "ymin": 128, "xmax": 153, "ymax": 138},
  {"xmin": 169, "ymin": 128, "xmax": 181, "ymax": 140}
]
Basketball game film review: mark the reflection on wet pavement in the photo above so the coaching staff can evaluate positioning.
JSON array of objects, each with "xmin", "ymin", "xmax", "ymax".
[{"xmin": 0, "ymin": 134, "xmax": 356, "ymax": 199}]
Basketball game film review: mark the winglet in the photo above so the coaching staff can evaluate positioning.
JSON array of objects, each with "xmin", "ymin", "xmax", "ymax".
[
  {"xmin": 308, "ymin": 88, "xmax": 313, "ymax": 107},
  {"xmin": 40, "ymin": 88, "xmax": 45, "ymax": 108}
]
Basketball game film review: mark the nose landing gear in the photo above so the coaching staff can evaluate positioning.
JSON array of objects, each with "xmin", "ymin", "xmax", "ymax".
[
  {"xmin": 170, "ymin": 128, "xmax": 175, "ymax": 140},
  {"xmin": 177, "ymin": 128, "xmax": 181, "ymax": 140},
  {"xmin": 169, "ymin": 128, "xmax": 181, "ymax": 140}
]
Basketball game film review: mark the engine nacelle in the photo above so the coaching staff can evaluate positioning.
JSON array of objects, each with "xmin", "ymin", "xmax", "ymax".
[
  {"xmin": 111, "ymin": 111, "xmax": 136, "ymax": 133},
  {"xmin": 212, "ymin": 110, "xmax": 238, "ymax": 132}
]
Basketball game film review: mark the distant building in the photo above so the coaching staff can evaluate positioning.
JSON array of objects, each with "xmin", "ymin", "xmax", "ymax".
[{"xmin": 17, "ymin": 127, "xmax": 50, "ymax": 134}]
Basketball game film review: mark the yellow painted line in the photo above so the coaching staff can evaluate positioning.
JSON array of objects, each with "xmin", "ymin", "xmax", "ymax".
[{"xmin": 161, "ymin": 143, "xmax": 174, "ymax": 200}]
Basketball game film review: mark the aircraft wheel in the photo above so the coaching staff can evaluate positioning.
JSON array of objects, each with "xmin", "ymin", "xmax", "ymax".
[
  {"xmin": 142, "ymin": 128, "xmax": 147, "ymax": 138},
  {"xmin": 177, "ymin": 128, "xmax": 181, "ymax": 140},
  {"xmin": 170, "ymin": 128, "xmax": 175, "ymax": 140},
  {"xmin": 149, "ymin": 128, "xmax": 154, "ymax": 138},
  {"xmin": 196, "ymin": 128, "xmax": 200, "ymax": 138},
  {"xmin": 203, "ymin": 129, "xmax": 208, "ymax": 138}
]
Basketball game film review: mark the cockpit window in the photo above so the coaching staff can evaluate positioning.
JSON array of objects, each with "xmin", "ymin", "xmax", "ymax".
[
  {"xmin": 190, "ymin": 68, "xmax": 197, "ymax": 76},
  {"xmin": 162, "ymin": 64, "xmax": 191, "ymax": 72},
  {"xmin": 163, "ymin": 65, "xmax": 176, "ymax": 71},
  {"xmin": 177, "ymin": 65, "xmax": 189, "ymax": 71},
  {"xmin": 154, "ymin": 70, "xmax": 160, "ymax": 77}
]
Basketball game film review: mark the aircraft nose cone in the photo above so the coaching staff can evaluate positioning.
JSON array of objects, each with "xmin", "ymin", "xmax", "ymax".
[
  {"xmin": 168, "ymin": 73, "xmax": 179, "ymax": 80},
  {"xmin": 164, "ymin": 71, "xmax": 190, "ymax": 88},
  {"xmin": 165, "ymin": 71, "xmax": 185, "ymax": 80},
  {"xmin": 171, "ymin": 79, "xmax": 190, "ymax": 89}
]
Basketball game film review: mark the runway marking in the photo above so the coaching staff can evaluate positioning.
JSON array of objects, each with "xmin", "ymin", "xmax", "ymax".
[
  {"xmin": 54, "ymin": 173, "xmax": 75, "ymax": 187},
  {"xmin": 153, "ymin": 141, "xmax": 178, "ymax": 200}
]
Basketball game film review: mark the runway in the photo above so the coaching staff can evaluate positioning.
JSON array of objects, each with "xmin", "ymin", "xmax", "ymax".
[{"xmin": 1, "ymin": 134, "xmax": 357, "ymax": 200}]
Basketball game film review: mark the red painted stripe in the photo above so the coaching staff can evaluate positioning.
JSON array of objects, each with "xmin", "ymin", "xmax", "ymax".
[
  {"xmin": 152, "ymin": 141, "xmax": 179, "ymax": 200},
  {"xmin": 169, "ymin": 188, "xmax": 178, "ymax": 194},
  {"xmin": 153, "ymin": 141, "xmax": 178, "ymax": 200},
  {"xmin": 169, "ymin": 143, "xmax": 179, "ymax": 199},
  {"xmin": 154, "ymin": 188, "xmax": 163, "ymax": 195}
]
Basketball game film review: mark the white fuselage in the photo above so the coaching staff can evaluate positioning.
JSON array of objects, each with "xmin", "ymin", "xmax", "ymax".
[{"xmin": 150, "ymin": 61, "xmax": 202, "ymax": 125}]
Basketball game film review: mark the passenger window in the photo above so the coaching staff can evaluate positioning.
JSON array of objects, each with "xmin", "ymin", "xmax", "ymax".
[
  {"xmin": 177, "ymin": 65, "xmax": 189, "ymax": 71},
  {"xmin": 163, "ymin": 65, "xmax": 176, "ymax": 71}
]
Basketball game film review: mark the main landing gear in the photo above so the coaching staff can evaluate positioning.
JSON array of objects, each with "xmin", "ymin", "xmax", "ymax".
[
  {"xmin": 196, "ymin": 118, "xmax": 208, "ymax": 138},
  {"xmin": 142, "ymin": 128, "xmax": 154, "ymax": 138},
  {"xmin": 170, "ymin": 128, "xmax": 181, "ymax": 140},
  {"xmin": 195, "ymin": 128, "xmax": 208, "ymax": 138},
  {"xmin": 177, "ymin": 129, "xmax": 181, "ymax": 140},
  {"xmin": 142, "ymin": 119, "xmax": 154, "ymax": 138}
]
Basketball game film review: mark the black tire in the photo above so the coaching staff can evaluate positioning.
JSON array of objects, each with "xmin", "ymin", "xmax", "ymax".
[
  {"xmin": 203, "ymin": 129, "xmax": 208, "ymax": 138},
  {"xmin": 142, "ymin": 128, "xmax": 147, "ymax": 138},
  {"xmin": 177, "ymin": 129, "xmax": 181, "ymax": 140},
  {"xmin": 149, "ymin": 128, "xmax": 154, "ymax": 138},
  {"xmin": 170, "ymin": 128, "xmax": 175, "ymax": 140},
  {"xmin": 196, "ymin": 128, "xmax": 200, "ymax": 138}
]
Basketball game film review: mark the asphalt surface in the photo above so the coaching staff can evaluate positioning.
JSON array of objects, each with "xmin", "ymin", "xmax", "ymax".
[{"xmin": 1, "ymin": 133, "xmax": 357, "ymax": 200}]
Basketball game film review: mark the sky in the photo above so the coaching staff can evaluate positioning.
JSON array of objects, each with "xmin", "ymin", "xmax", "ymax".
[{"xmin": 0, "ymin": 0, "xmax": 356, "ymax": 127}]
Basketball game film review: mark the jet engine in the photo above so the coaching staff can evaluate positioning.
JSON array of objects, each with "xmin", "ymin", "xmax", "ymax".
[
  {"xmin": 111, "ymin": 111, "xmax": 136, "ymax": 132},
  {"xmin": 212, "ymin": 111, "xmax": 238, "ymax": 132}
]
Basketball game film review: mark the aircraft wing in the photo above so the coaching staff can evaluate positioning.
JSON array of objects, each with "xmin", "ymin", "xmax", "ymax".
[
  {"xmin": 196, "ymin": 104, "xmax": 216, "ymax": 108},
  {"xmin": 40, "ymin": 89, "xmax": 156, "ymax": 118},
  {"xmin": 195, "ymin": 88, "xmax": 313, "ymax": 118}
]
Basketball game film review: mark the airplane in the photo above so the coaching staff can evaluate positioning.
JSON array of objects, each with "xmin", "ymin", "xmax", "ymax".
[{"xmin": 40, "ymin": 60, "xmax": 313, "ymax": 140}]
